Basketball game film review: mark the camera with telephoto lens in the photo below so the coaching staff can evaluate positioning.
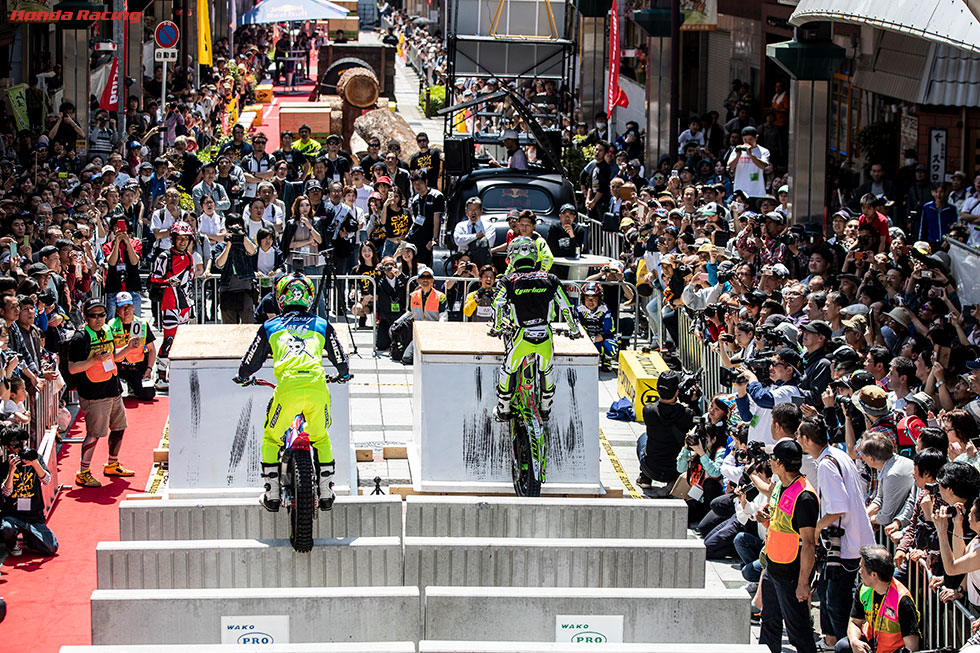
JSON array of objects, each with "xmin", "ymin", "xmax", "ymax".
[
  {"xmin": 685, "ymin": 415, "xmax": 710, "ymax": 450},
  {"xmin": 735, "ymin": 440, "xmax": 768, "ymax": 467},
  {"xmin": 717, "ymin": 267, "xmax": 735, "ymax": 284},
  {"xmin": 677, "ymin": 370, "xmax": 702, "ymax": 407},
  {"xmin": 18, "ymin": 447, "xmax": 38, "ymax": 462},
  {"xmin": 227, "ymin": 225, "xmax": 245, "ymax": 245},
  {"xmin": 703, "ymin": 302, "xmax": 726, "ymax": 320}
]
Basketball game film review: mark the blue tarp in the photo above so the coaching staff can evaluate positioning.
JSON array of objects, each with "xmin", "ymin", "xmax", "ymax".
[{"xmin": 238, "ymin": 0, "xmax": 349, "ymax": 24}]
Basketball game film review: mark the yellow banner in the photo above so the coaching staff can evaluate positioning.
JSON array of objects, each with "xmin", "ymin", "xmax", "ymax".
[
  {"xmin": 6, "ymin": 85, "xmax": 30, "ymax": 132},
  {"xmin": 197, "ymin": 0, "xmax": 213, "ymax": 66}
]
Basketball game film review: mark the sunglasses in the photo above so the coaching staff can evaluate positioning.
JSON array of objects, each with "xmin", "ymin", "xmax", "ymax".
[{"xmin": 87, "ymin": 312, "xmax": 107, "ymax": 319}]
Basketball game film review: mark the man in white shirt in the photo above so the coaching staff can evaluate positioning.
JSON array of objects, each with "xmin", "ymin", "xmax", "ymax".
[
  {"xmin": 798, "ymin": 417, "xmax": 876, "ymax": 646},
  {"xmin": 726, "ymin": 125, "xmax": 770, "ymax": 200},
  {"xmin": 677, "ymin": 116, "xmax": 705, "ymax": 155},
  {"xmin": 257, "ymin": 182, "xmax": 285, "ymax": 232},
  {"xmin": 150, "ymin": 187, "xmax": 186, "ymax": 253},
  {"xmin": 351, "ymin": 166, "xmax": 373, "ymax": 214},
  {"xmin": 885, "ymin": 356, "xmax": 916, "ymax": 414},
  {"xmin": 452, "ymin": 197, "xmax": 495, "ymax": 266}
]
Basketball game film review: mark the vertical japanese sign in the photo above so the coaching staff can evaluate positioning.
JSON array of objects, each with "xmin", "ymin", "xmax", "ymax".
[
  {"xmin": 198, "ymin": 0, "xmax": 213, "ymax": 66},
  {"xmin": 929, "ymin": 128, "xmax": 947, "ymax": 183},
  {"xmin": 606, "ymin": 0, "xmax": 628, "ymax": 119}
]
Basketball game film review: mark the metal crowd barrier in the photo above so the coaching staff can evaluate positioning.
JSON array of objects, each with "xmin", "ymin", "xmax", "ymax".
[
  {"xmin": 178, "ymin": 274, "xmax": 378, "ymax": 351},
  {"xmin": 403, "ymin": 275, "xmax": 645, "ymax": 349},
  {"xmin": 676, "ymin": 310, "xmax": 724, "ymax": 399},
  {"xmin": 577, "ymin": 215, "xmax": 624, "ymax": 261},
  {"xmin": 30, "ymin": 379, "xmax": 60, "ymax": 449},
  {"xmin": 907, "ymin": 552, "xmax": 976, "ymax": 649}
]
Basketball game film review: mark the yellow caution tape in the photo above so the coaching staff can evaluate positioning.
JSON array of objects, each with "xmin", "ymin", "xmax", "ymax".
[{"xmin": 599, "ymin": 427, "xmax": 642, "ymax": 499}]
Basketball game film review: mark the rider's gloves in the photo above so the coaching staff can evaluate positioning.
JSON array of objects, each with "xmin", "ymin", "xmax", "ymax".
[
  {"xmin": 568, "ymin": 330, "xmax": 584, "ymax": 340},
  {"xmin": 335, "ymin": 368, "xmax": 351, "ymax": 383},
  {"xmin": 232, "ymin": 375, "xmax": 252, "ymax": 386}
]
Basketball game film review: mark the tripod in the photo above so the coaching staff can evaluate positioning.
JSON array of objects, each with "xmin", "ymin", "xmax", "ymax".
[{"xmin": 305, "ymin": 250, "xmax": 359, "ymax": 356}]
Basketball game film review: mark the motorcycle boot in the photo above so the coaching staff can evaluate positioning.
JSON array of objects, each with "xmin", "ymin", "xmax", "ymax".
[
  {"xmin": 540, "ymin": 364, "xmax": 556, "ymax": 421},
  {"xmin": 494, "ymin": 371, "xmax": 516, "ymax": 422},
  {"xmin": 260, "ymin": 463, "xmax": 281, "ymax": 512},
  {"xmin": 314, "ymin": 457, "xmax": 336, "ymax": 511}
]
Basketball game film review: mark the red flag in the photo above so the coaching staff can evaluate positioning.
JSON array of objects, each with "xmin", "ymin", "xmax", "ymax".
[
  {"xmin": 99, "ymin": 57, "xmax": 120, "ymax": 112},
  {"xmin": 606, "ymin": 0, "xmax": 629, "ymax": 118}
]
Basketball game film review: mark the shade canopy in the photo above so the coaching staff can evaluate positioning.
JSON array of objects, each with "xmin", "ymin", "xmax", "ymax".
[{"xmin": 238, "ymin": 0, "xmax": 349, "ymax": 25}]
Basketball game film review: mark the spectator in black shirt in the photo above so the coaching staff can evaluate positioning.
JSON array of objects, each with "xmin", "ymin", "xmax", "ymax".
[
  {"xmin": 406, "ymin": 170, "xmax": 445, "ymax": 267},
  {"xmin": 636, "ymin": 371, "xmax": 696, "ymax": 493},
  {"xmin": 586, "ymin": 141, "xmax": 611, "ymax": 221},
  {"xmin": 271, "ymin": 130, "xmax": 304, "ymax": 181},
  {"xmin": 409, "ymin": 132, "xmax": 442, "ymax": 189},
  {"xmin": 0, "ymin": 427, "xmax": 57, "ymax": 574},
  {"xmin": 799, "ymin": 319, "xmax": 834, "ymax": 408},
  {"xmin": 359, "ymin": 138, "xmax": 383, "ymax": 181},
  {"xmin": 546, "ymin": 203, "xmax": 587, "ymax": 259}
]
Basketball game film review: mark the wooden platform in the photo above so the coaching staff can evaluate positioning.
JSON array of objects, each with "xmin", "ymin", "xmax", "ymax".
[
  {"xmin": 413, "ymin": 322, "xmax": 597, "ymax": 357},
  {"xmin": 169, "ymin": 324, "xmax": 351, "ymax": 361}
]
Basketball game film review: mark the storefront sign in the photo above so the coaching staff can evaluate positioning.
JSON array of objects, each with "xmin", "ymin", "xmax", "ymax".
[
  {"xmin": 555, "ymin": 615, "xmax": 624, "ymax": 644},
  {"xmin": 220, "ymin": 616, "xmax": 289, "ymax": 645},
  {"xmin": 681, "ymin": 0, "xmax": 717, "ymax": 30},
  {"xmin": 929, "ymin": 128, "xmax": 947, "ymax": 184}
]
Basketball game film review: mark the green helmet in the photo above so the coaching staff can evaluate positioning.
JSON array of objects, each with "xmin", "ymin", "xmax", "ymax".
[
  {"xmin": 276, "ymin": 273, "xmax": 316, "ymax": 311},
  {"xmin": 508, "ymin": 236, "xmax": 537, "ymax": 271}
]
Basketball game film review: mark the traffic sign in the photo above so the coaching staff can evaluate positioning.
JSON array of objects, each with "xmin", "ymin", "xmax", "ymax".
[
  {"xmin": 155, "ymin": 48, "xmax": 178, "ymax": 62},
  {"xmin": 154, "ymin": 21, "xmax": 179, "ymax": 49}
]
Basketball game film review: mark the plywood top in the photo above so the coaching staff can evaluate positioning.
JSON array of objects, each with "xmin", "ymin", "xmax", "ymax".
[
  {"xmin": 413, "ymin": 322, "xmax": 598, "ymax": 357},
  {"xmin": 169, "ymin": 324, "xmax": 351, "ymax": 361}
]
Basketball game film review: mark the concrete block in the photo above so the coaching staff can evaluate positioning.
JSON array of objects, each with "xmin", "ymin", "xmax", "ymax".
[
  {"xmin": 419, "ymin": 645, "xmax": 769, "ymax": 653},
  {"xmin": 90, "ymin": 587, "xmax": 421, "ymax": 645},
  {"xmin": 63, "ymin": 645, "xmax": 416, "ymax": 653},
  {"xmin": 405, "ymin": 496, "xmax": 687, "ymax": 539},
  {"xmin": 404, "ymin": 537, "xmax": 704, "ymax": 589},
  {"xmin": 422, "ymin": 587, "xmax": 751, "ymax": 644},
  {"xmin": 97, "ymin": 537, "xmax": 403, "ymax": 590},
  {"xmin": 118, "ymin": 496, "xmax": 401, "ymax": 541}
]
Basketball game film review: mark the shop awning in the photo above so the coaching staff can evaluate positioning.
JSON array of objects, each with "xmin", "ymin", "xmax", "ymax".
[
  {"xmin": 238, "ymin": 0, "xmax": 349, "ymax": 24},
  {"xmin": 852, "ymin": 29, "xmax": 980, "ymax": 108},
  {"xmin": 789, "ymin": 0, "xmax": 980, "ymax": 56}
]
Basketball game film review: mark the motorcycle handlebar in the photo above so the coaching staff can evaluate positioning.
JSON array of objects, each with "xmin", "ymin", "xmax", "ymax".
[{"xmin": 234, "ymin": 374, "xmax": 352, "ymax": 389}]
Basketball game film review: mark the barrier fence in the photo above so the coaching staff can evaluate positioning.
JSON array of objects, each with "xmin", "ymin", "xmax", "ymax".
[
  {"xmin": 676, "ymin": 310, "xmax": 724, "ymax": 400},
  {"xmin": 578, "ymin": 215, "xmax": 624, "ymax": 261},
  {"xmin": 30, "ymin": 379, "xmax": 60, "ymax": 449}
]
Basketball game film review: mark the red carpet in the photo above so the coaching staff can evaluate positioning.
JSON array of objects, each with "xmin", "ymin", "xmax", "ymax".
[{"xmin": 0, "ymin": 396, "xmax": 169, "ymax": 652}]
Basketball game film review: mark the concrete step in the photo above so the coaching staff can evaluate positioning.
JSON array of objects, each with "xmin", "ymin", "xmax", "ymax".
[
  {"xmin": 419, "ymin": 644, "xmax": 769, "ymax": 653},
  {"xmin": 118, "ymin": 496, "xmax": 401, "ymax": 541},
  {"xmin": 90, "ymin": 587, "xmax": 420, "ymax": 645},
  {"xmin": 422, "ymin": 587, "xmax": 751, "ymax": 644},
  {"xmin": 64, "ymin": 646, "xmax": 415, "ymax": 653},
  {"xmin": 405, "ymin": 496, "xmax": 687, "ymax": 539},
  {"xmin": 404, "ymin": 537, "xmax": 705, "ymax": 589},
  {"xmin": 97, "ymin": 537, "xmax": 403, "ymax": 590}
]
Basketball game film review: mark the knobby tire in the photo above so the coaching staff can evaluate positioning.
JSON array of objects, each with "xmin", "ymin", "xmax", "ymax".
[{"xmin": 288, "ymin": 452, "xmax": 316, "ymax": 553}]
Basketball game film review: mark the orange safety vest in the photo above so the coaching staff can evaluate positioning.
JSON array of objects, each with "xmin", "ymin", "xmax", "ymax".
[
  {"xmin": 860, "ymin": 580, "xmax": 917, "ymax": 653},
  {"xmin": 109, "ymin": 316, "xmax": 148, "ymax": 364},
  {"xmin": 764, "ymin": 476, "xmax": 816, "ymax": 565},
  {"xmin": 83, "ymin": 324, "xmax": 117, "ymax": 383},
  {"xmin": 410, "ymin": 288, "xmax": 444, "ymax": 321}
]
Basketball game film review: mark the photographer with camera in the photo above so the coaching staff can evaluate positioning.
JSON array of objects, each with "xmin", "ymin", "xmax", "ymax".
[
  {"xmin": 798, "ymin": 417, "xmax": 876, "ymax": 647},
  {"xmin": 675, "ymin": 396, "xmax": 733, "ymax": 524},
  {"xmin": 375, "ymin": 256, "xmax": 409, "ymax": 352},
  {"xmin": 636, "ymin": 370, "xmax": 696, "ymax": 494},
  {"xmin": 734, "ymin": 347, "xmax": 802, "ymax": 445},
  {"xmin": 214, "ymin": 216, "xmax": 258, "ymax": 325},
  {"xmin": 463, "ymin": 265, "xmax": 497, "ymax": 323},
  {"xmin": 889, "ymin": 448, "xmax": 946, "ymax": 581},
  {"xmin": 0, "ymin": 427, "xmax": 57, "ymax": 574}
]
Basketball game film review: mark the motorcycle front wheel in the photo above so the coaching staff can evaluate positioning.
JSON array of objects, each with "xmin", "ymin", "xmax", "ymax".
[{"xmin": 287, "ymin": 452, "xmax": 317, "ymax": 553}]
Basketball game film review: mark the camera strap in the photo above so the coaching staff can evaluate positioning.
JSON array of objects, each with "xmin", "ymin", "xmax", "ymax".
[{"xmin": 818, "ymin": 452, "xmax": 845, "ymax": 538}]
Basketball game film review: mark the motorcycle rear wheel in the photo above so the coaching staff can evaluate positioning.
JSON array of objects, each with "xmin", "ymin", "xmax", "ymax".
[
  {"xmin": 512, "ymin": 419, "xmax": 542, "ymax": 497},
  {"xmin": 287, "ymin": 452, "xmax": 317, "ymax": 553}
]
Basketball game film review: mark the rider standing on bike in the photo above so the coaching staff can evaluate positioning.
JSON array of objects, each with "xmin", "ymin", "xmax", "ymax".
[
  {"xmin": 493, "ymin": 236, "xmax": 582, "ymax": 422},
  {"xmin": 234, "ymin": 273, "xmax": 350, "ymax": 512}
]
